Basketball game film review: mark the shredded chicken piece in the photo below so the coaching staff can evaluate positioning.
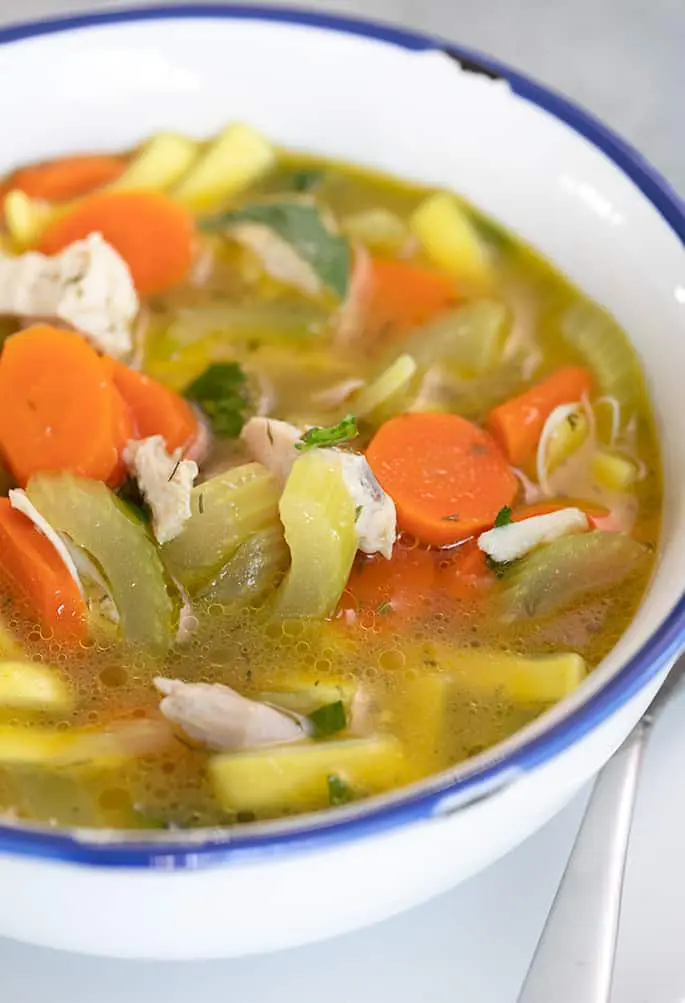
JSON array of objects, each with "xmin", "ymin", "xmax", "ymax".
[
  {"xmin": 154, "ymin": 677, "xmax": 306, "ymax": 751},
  {"xmin": 123, "ymin": 436, "xmax": 198, "ymax": 545},
  {"xmin": 0, "ymin": 233, "xmax": 138, "ymax": 359},
  {"xmin": 478, "ymin": 508, "xmax": 589, "ymax": 564},
  {"xmin": 241, "ymin": 416, "xmax": 301, "ymax": 486}
]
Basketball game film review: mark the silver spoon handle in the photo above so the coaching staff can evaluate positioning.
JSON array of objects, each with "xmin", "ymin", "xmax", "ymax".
[{"xmin": 517, "ymin": 722, "xmax": 649, "ymax": 1003}]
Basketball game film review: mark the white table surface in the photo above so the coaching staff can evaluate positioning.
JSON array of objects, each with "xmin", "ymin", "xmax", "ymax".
[{"xmin": 0, "ymin": 2, "xmax": 683, "ymax": 1000}]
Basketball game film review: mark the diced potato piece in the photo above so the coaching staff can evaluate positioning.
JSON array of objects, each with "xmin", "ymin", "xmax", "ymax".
[
  {"xmin": 0, "ymin": 661, "xmax": 72, "ymax": 710},
  {"xmin": 591, "ymin": 451, "xmax": 638, "ymax": 491},
  {"xmin": 111, "ymin": 132, "xmax": 199, "ymax": 192},
  {"xmin": 390, "ymin": 673, "xmax": 451, "ymax": 773},
  {"xmin": 342, "ymin": 208, "xmax": 408, "ymax": 254},
  {"xmin": 546, "ymin": 409, "xmax": 589, "ymax": 472},
  {"xmin": 353, "ymin": 354, "xmax": 417, "ymax": 423},
  {"xmin": 210, "ymin": 734, "xmax": 408, "ymax": 815},
  {"xmin": 173, "ymin": 123, "xmax": 275, "ymax": 209},
  {"xmin": 4, "ymin": 189, "xmax": 54, "ymax": 248},
  {"xmin": 273, "ymin": 451, "xmax": 357, "ymax": 619},
  {"xmin": 410, "ymin": 192, "xmax": 492, "ymax": 288},
  {"xmin": 423, "ymin": 644, "xmax": 587, "ymax": 703},
  {"xmin": 0, "ymin": 719, "xmax": 171, "ymax": 767}
]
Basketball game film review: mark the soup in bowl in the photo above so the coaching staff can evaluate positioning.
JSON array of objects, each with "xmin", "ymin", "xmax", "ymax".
[{"xmin": 0, "ymin": 5, "xmax": 681, "ymax": 960}]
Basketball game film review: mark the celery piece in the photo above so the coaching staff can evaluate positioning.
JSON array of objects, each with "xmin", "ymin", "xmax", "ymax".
[
  {"xmin": 561, "ymin": 301, "xmax": 647, "ymax": 408},
  {"xmin": 200, "ymin": 525, "xmax": 290, "ymax": 606},
  {"xmin": 0, "ymin": 661, "xmax": 72, "ymax": 711},
  {"xmin": 27, "ymin": 473, "xmax": 175, "ymax": 652},
  {"xmin": 4, "ymin": 190, "xmax": 55, "ymax": 248},
  {"xmin": 173, "ymin": 123, "xmax": 275, "ymax": 209},
  {"xmin": 273, "ymin": 451, "xmax": 357, "ymax": 619},
  {"xmin": 353, "ymin": 354, "xmax": 417, "ymax": 423},
  {"xmin": 411, "ymin": 192, "xmax": 493, "ymax": 288},
  {"xmin": 210, "ymin": 734, "xmax": 407, "ymax": 815},
  {"xmin": 403, "ymin": 300, "xmax": 509, "ymax": 376},
  {"xmin": 422, "ymin": 645, "xmax": 587, "ymax": 703},
  {"xmin": 163, "ymin": 462, "xmax": 281, "ymax": 593},
  {"xmin": 257, "ymin": 683, "xmax": 356, "ymax": 717},
  {"xmin": 591, "ymin": 451, "xmax": 638, "ymax": 491},
  {"xmin": 498, "ymin": 530, "xmax": 647, "ymax": 620},
  {"xmin": 342, "ymin": 208, "xmax": 408, "ymax": 254},
  {"xmin": 111, "ymin": 132, "xmax": 199, "ymax": 192}
]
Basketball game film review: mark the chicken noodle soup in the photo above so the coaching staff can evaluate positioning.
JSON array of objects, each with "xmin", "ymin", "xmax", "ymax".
[{"xmin": 0, "ymin": 124, "xmax": 660, "ymax": 828}]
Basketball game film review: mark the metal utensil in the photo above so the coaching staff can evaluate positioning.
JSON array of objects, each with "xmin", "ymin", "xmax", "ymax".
[{"xmin": 516, "ymin": 658, "xmax": 685, "ymax": 1003}]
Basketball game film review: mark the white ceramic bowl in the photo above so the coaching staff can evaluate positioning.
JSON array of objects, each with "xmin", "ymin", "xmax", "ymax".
[{"xmin": 0, "ymin": 4, "xmax": 683, "ymax": 961}]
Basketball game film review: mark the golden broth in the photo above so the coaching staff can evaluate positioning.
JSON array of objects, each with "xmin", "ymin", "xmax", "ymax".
[{"xmin": 0, "ymin": 137, "xmax": 660, "ymax": 830}]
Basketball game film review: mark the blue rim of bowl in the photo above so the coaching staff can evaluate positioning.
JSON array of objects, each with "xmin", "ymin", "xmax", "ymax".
[{"xmin": 0, "ymin": 4, "xmax": 683, "ymax": 868}]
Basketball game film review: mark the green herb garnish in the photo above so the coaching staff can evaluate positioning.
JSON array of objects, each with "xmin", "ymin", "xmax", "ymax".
[
  {"xmin": 355, "ymin": 504, "xmax": 363, "ymax": 522},
  {"xmin": 485, "ymin": 554, "xmax": 514, "ymax": 578},
  {"xmin": 118, "ymin": 479, "xmax": 150, "ymax": 525},
  {"xmin": 327, "ymin": 774, "xmax": 354, "ymax": 806},
  {"xmin": 286, "ymin": 168, "xmax": 325, "ymax": 193},
  {"xmin": 494, "ymin": 505, "xmax": 513, "ymax": 527},
  {"xmin": 183, "ymin": 362, "xmax": 249, "ymax": 437},
  {"xmin": 201, "ymin": 201, "xmax": 351, "ymax": 299},
  {"xmin": 309, "ymin": 700, "xmax": 347, "ymax": 738},
  {"xmin": 295, "ymin": 414, "xmax": 358, "ymax": 451},
  {"xmin": 376, "ymin": 600, "xmax": 393, "ymax": 615}
]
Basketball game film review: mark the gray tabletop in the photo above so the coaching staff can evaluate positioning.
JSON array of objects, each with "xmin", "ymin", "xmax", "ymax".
[{"xmin": 1, "ymin": 0, "xmax": 683, "ymax": 195}]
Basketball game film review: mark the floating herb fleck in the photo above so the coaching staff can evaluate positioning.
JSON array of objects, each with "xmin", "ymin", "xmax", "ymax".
[
  {"xmin": 295, "ymin": 414, "xmax": 358, "ymax": 451},
  {"xmin": 200, "ymin": 201, "xmax": 350, "ymax": 299},
  {"xmin": 494, "ymin": 505, "xmax": 513, "ymax": 527},
  {"xmin": 327, "ymin": 774, "xmax": 354, "ymax": 806},
  {"xmin": 376, "ymin": 600, "xmax": 393, "ymax": 615},
  {"xmin": 308, "ymin": 700, "xmax": 347, "ymax": 738},
  {"xmin": 183, "ymin": 362, "xmax": 249, "ymax": 437},
  {"xmin": 285, "ymin": 168, "xmax": 325, "ymax": 193}
]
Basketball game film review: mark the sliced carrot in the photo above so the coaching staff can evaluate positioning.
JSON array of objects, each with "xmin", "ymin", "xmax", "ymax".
[
  {"xmin": 102, "ymin": 358, "xmax": 199, "ymax": 454},
  {"xmin": 511, "ymin": 498, "xmax": 611, "ymax": 530},
  {"xmin": 0, "ymin": 326, "xmax": 125, "ymax": 486},
  {"xmin": 439, "ymin": 539, "xmax": 495, "ymax": 600},
  {"xmin": 366, "ymin": 256, "xmax": 456, "ymax": 337},
  {"xmin": 39, "ymin": 191, "xmax": 195, "ymax": 295},
  {"xmin": 366, "ymin": 412, "xmax": 518, "ymax": 546},
  {"xmin": 0, "ymin": 498, "xmax": 86, "ymax": 640},
  {"xmin": 108, "ymin": 383, "xmax": 137, "ymax": 487},
  {"xmin": 486, "ymin": 367, "xmax": 592, "ymax": 466},
  {"xmin": 338, "ymin": 541, "xmax": 439, "ymax": 626},
  {"xmin": 7, "ymin": 154, "xmax": 127, "ymax": 203}
]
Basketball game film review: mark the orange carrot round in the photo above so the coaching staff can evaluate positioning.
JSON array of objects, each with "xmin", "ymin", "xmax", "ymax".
[
  {"xmin": 39, "ymin": 191, "xmax": 195, "ymax": 295},
  {"xmin": 102, "ymin": 358, "xmax": 199, "ymax": 454},
  {"xmin": 486, "ymin": 366, "xmax": 592, "ymax": 466},
  {"xmin": 8, "ymin": 154, "xmax": 127, "ymax": 203},
  {"xmin": 0, "ymin": 326, "xmax": 125, "ymax": 486},
  {"xmin": 339, "ymin": 542, "xmax": 439, "ymax": 626},
  {"xmin": 367, "ymin": 412, "xmax": 518, "ymax": 546},
  {"xmin": 108, "ymin": 384, "xmax": 137, "ymax": 487},
  {"xmin": 367, "ymin": 257, "xmax": 457, "ymax": 336},
  {"xmin": 0, "ymin": 498, "xmax": 86, "ymax": 640}
]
